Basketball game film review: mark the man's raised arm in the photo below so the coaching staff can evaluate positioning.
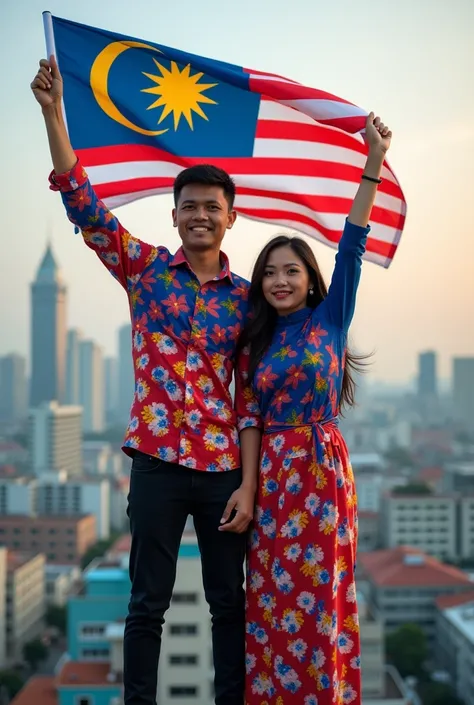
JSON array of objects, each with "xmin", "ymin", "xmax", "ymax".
[{"xmin": 31, "ymin": 56, "xmax": 157, "ymax": 291}]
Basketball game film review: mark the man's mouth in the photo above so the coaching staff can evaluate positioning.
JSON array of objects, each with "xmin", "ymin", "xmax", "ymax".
[{"xmin": 189, "ymin": 226, "xmax": 212, "ymax": 233}]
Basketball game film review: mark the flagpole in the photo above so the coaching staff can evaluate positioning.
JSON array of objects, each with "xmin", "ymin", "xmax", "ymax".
[{"xmin": 42, "ymin": 10, "xmax": 69, "ymax": 132}]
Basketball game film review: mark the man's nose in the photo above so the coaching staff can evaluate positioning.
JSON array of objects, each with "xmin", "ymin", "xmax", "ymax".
[{"xmin": 194, "ymin": 206, "xmax": 209, "ymax": 219}]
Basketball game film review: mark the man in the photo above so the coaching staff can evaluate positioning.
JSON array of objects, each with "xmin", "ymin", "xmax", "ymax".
[{"xmin": 31, "ymin": 56, "xmax": 262, "ymax": 705}]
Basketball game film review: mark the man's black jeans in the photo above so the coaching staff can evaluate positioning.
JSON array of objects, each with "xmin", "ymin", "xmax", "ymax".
[{"xmin": 123, "ymin": 452, "xmax": 247, "ymax": 705}]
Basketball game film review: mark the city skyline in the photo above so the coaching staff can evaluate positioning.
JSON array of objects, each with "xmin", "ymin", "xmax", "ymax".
[
  {"xmin": 0, "ymin": 0, "xmax": 473, "ymax": 383},
  {"xmin": 2, "ymin": 240, "xmax": 472, "ymax": 392}
]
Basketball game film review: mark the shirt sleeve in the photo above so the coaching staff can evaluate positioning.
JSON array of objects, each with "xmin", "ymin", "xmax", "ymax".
[
  {"xmin": 234, "ymin": 345, "xmax": 263, "ymax": 432},
  {"xmin": 49, "ymin": 160, "xmax": 158, "ymax": 293},
  {"xmin": 323, "ymin": 218, "xmax": 370, "ymax": 333}
]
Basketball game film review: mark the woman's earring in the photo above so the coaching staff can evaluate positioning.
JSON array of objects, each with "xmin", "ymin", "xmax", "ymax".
[{"xmin": 309, "ymin": 288, "xmax": 314, "ymax": 295}]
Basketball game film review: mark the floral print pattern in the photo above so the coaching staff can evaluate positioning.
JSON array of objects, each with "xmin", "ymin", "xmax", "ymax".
[
  {"xmin": 245, "ymin": 220, "xmax": 369, "ymax": 704},
  {"xmin": 50, "ymin": 160, "xmax": 262, "ymax": 469}
]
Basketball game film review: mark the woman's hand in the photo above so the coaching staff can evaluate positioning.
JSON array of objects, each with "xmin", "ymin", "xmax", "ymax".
[{"xmin": 365, "ymin": 112, "xmax": 392, "ymax": 155}]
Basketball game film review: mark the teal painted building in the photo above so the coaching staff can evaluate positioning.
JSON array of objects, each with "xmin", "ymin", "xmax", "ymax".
[{"xmin": 68, "ymin": 561, "xmax": 131, "ymax": 662}]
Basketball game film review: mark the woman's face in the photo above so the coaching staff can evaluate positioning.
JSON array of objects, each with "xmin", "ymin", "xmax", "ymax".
[{"xmin": 262, "ymin": 245, "xmax": 311, "ymax": 315}]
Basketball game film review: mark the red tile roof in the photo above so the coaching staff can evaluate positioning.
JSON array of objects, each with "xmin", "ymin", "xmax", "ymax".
[
  {"xmin": 418, "ymin": 466, "xmax": 443, "ymax": 481},
  {"xmin": 109, "ymin": 528, "xmax": 196, "ymax": 558},
  {"xmin": 10, "ymin": 676, "xmax": 56, "ymax": 705},
  {"xmin": 436, "ymin": 591, "xmax": 474, "ymax": 610},
  {"xmin": 358, "ymin": 547, "xmax": 474, "ymax": 587},
  {"xmin": 57, "ymin": 661, "xmax": 121, "ymax": 686}
]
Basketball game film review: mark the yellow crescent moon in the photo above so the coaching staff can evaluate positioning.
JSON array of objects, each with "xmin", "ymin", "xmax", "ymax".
[{"xmin": 90, "ymin": 41, "xmax": 168, "ymax": 136}]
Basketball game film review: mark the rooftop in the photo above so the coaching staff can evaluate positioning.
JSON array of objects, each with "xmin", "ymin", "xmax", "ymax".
[
  {"xmin": 10, "ymin": 676, "xmax": 56, "ymax": 705},
  {"xmin": 108, "ymin": 534, "xmax": 131, "ymax": 556},
  {"xmin": 358, "ymin": 547, "xmax": 474, "ymax": 588},
  {"xmin": 436, "ymin": 590, "xmax": 474, "ymax": 610},
  {"xmin": 442, "ymin": 600, "xmax": 474, "ymax": 645},
  {"xmin": 349, "ymin": 452, "xmax": 383, "ymax": 468},
  {"xmin": 108, "ymin": 530, "xmax": 198, "ymax": 558},
  {"xmin": 57, "ymin": 661, "xmax": 123, "ymax": 686},
  {"xmin": 7, "ymin": 550, "xmax": 43, "ymax": 572},
  {"xmin": 417, "ymin": 466, "xmax": 443, "ymax": 482},
  {"xmin": 444, "ymin": 461, "xmax": 474, "ymax": 476},
  {"xmin": 387, "ymin": 492, "xmax": 456, "ymax": 501},
  {"xmin": 0, "ymin": 514, "xmax": 93, "ymax": 525}
]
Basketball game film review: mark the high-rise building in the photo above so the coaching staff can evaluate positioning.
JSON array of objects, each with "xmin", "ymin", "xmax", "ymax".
[
  {"xmin": 79, "ymin": 340, "xmax": 105, "ymax": 433},
  {"xmin": 28, "ymin": 401, "xmax": 82, "ymax": 477},
  {"xmin": 453, "ymin": 357, "xmax": 474, "ymax": 432},
  {"xmin": 104, "ymin": 356, "xmax": 118, "ymax": 425},
  {"xmin": 118, "ymin": 323, "xmax": 134, "ymax": 425},
  {"xmin": 66, "ymin": 328, "xmax": 82, "ymax": 405},
  {"xmin": 417, "ymin": 350, "xmax": 437, "ymax": 399},
  {"xmin": 0, "ymin": 515, "xmax": 96, "ymax": 565},
  {"xmin": 37, "ymin": 475, "xmax": 111, "ymax": 539},
  {"xmin": 30, "ymin": 243, "xmax": 67, "ymax": 407},
  {"xmin": 0, "ymin": 353, "xmax": 27, "ymax": 421},
  {"xmin": 5, "ymin": 551, "xmax": 45, "ymax": 662}
]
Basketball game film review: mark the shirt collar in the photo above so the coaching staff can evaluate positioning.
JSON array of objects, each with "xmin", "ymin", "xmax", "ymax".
[{"xmin": 170, "ymin": 247, "xmax": 235, "ymax": 285}]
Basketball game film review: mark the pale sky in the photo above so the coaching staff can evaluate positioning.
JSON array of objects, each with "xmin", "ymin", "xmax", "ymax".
[{"xmin": 1, "ymin": 0, "xmax": 473, "ymax": 383}]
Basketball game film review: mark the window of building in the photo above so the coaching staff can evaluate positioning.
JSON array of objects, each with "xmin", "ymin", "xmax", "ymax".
[
  {"xmin": 81, "ymin": 647, "xmax": 109, "ymax": 660},
  {"xmin": 169, "ymin": 686, "xmax": 198, "ymax": 697},
  {"xmin": 79, "ymin": 623, "xmax": 107, "ymax": 639},
  {"xmin": 172, "ymin": 592, "xmax": 198, "ymax": 604},
  {"xmin": 75, "ymin": 698, "xmax": 93, "ymax": 705},
  {"xmin": 169, "ymin": 624, "xmax": 198, "ymax": 636},
  {"xmin": 169, "ymin": 654, "xmax": 198, "ymax": 665}
]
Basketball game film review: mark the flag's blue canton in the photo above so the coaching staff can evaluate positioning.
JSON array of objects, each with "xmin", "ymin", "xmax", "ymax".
[{"xmin": 52, "ymin": 16, "xmax": 260, "ymax": 156}]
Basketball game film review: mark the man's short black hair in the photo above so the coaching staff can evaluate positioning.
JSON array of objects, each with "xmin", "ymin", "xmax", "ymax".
[{"xmin": 173, "ymin": 164, "xmax": 236, "ymax": 209}]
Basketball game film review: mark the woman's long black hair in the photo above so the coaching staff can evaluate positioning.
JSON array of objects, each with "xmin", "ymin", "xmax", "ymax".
[{"xmin": 238, "ymin": 235, "xmax": 370, "ymax": 410}]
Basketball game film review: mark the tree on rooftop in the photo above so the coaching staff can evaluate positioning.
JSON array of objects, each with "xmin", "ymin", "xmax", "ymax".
[
  {"xmin": 45, "ymin": 604, "xmax": 67, "ymax": 635},
  {"xmin": 392, "ymin": 482, "xmax": 432, "ymax": 495},
  {"xmin": 22, "ymin": 639, "xmax": 48, "ymax": 672},
  {"xmin": 80, "ymin": 532, "xmax": 121, "ymax": 570},
  {"xmin": 418, "ymin": 681, "xmax": 465, "ymax": 705},
  {"xmin": 0, "ymin": 671, "xmax": 24, "ymax": 699},
  {"xmin": 385, "ymin": 623, "xmax": 427, "ymax": 678},
  {"xmin": 384, "ymin": 446, "xmax": 416, "ymax": 468}
]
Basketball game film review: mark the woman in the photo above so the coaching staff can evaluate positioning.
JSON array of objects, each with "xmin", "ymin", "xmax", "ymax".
[{"xmin": 242, "ymin": 113, "xmax": 392, "ymax": 704}]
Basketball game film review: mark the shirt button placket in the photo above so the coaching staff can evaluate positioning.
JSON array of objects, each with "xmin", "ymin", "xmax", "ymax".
[{"xmin": 182, "ymin": 282, "xmax": 204, "ymax": 462}]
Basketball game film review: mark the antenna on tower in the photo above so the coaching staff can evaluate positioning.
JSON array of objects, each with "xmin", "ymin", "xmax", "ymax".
[{"xmin": 46, "ymin": 215, "xmax": 54, "ymax": 250}]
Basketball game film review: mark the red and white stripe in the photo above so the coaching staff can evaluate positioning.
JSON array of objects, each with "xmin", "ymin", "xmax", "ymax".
[{"xmin": 75, "ymin": 69, "xmax": 406, "ymax": 268}]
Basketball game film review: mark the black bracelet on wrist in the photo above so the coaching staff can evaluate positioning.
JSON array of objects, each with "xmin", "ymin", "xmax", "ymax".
[{"xmin": 362, "ymin": 174, "xmax": 382, "ymax": 184}]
